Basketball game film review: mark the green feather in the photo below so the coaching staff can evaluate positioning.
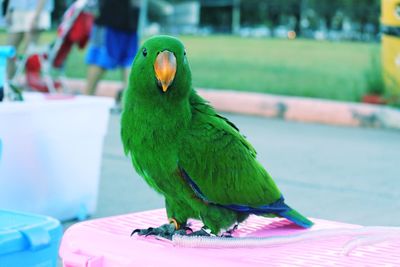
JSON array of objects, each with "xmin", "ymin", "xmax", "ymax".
[{"xmin": 121, "ymin": 35, "xmax": 312, "ymax": 234}]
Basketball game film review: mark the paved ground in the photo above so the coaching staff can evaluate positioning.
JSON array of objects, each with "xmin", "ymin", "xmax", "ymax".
[{"xmin": 63, "ymin": 112, "xmax": 400, "ymax": 230}]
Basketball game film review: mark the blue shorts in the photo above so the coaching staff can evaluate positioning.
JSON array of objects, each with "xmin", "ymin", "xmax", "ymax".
[{"xmin": 85, "ymin": 25, "xmax": 138, "ymax": 70}]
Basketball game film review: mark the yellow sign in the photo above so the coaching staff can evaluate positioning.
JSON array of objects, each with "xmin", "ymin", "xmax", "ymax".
[
  {"xmin": 382, "ymin": 0, "xmax": 400, "ymax": 26},
  {"xmin": 381, "ymin": 0, "xmax": 400, "ymax": 97}
]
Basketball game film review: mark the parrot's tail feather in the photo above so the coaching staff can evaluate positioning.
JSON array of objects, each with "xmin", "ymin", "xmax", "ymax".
[{"xmin": 279, "ymin": 208, "xmax": 313, "ymax": 228}]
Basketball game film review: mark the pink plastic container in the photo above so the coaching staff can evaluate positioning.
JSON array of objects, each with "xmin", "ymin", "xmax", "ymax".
[{"xmin": 59, "ymin": 209, "xmax": 400, "ymax": 266}]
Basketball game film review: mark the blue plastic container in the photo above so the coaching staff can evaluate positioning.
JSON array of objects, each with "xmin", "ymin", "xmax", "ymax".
[
  {"xmin": 0, "ymin": 210, "xmax": 62, "ymax": 267},
  {"xmin": 0, "ymin": 46, "xmax": 16, "ymax": 101},
  {"xmin": 0, "ymin": 46, "xmax": 15, "ymax": 86}
]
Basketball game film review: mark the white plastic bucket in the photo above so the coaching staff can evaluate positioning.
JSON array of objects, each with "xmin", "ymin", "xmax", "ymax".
[{"xmin": 0, "ymin": 93, "xmax": 114, "ymax": 221}]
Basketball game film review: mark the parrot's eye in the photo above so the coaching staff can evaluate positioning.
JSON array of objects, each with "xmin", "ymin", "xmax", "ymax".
[
  {"xmin": 142, "ymin": 48, "xmax": 148, "ymax": 57},
  {"xmin": 184, "ymin": 49, "xmax": 187, "ymax": 56}
]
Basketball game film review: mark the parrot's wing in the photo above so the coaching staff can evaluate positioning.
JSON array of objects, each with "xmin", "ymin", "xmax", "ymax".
[
  {"xmin": 121, "ymin": 111, "xmax": 146, "ymax": 178},
  {"xmin": 179, "ymin": 91, "xmax": 314, "ymax": 228},
  {"xmin": 178, "ymin": 91, "xmax": 282, "ymax": 207}
]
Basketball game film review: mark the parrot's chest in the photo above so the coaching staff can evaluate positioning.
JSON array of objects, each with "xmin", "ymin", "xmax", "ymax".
[
  {"xmin": 130, "ymin": 117, "xmax": 187, "ymax": 192},
  {"xmin": 133, "ymin": 128, "xmax": 179, "ymax": 166},
  {"xmin": 126, "ymin": 102, "xmax": 191, "ymax": 193}
]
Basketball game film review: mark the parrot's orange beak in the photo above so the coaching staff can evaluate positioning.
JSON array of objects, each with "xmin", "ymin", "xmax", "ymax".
[{"xmin": 154, "ymin": 50, "xmax": 176, "ymax": 92}]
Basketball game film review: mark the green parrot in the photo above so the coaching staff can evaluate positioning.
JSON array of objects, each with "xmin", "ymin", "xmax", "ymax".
[{"xmin": 121, "ymin": 35, "xmax": 313, "ymax": 238}]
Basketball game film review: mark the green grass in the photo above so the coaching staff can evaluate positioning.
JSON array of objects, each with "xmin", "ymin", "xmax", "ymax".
[
  {"xmin": 1, "ymin": 32, "xmax": 379, "ymax": 102},
  {"xmin": 182, "ymin": 36, "xmax": 379, "ymax": 102}
]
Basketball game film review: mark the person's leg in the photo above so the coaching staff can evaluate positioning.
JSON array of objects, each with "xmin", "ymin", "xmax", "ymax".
[
  {"xmin": 121, "ymin": 67, "xmax": 130, "ymax": 88},
  {"xmin": 26, "ymin": 30, "xmax": 41, "ymax": 46},
  {"xmin": 84, "ymin": 25, "xmax": 114, "ymax": 96},
  {"xmin": 85, "ymin": 65, "xmax": 106, "ymax": 95},
  {"xmin": 6, "ymin": 32, "xmax": 24, "ymax": 80},
  {"xmin": 116, "ymin": 31, "xmax": 136, "ymax": 102}
]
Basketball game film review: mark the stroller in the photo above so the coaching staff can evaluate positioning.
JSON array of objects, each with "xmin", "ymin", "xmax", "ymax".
[{"xmin": 10, "ymin": 0, "xmax": 94, "ymax": 93}]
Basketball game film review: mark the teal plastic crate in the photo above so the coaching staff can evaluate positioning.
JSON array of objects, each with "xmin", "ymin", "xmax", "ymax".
[
  {"xmin": 0, "ymin": 210, "xmax": 62, "ymax": 267},
  {"xmin": 0, "ymin": 46, "xmax": 15, "ymax": 101},
  {"xmin": 0, "ymin": 46, "xmax": 15, "ymax": 86}
]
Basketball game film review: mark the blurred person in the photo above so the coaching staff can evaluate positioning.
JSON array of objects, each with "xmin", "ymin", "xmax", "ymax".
[
  {"xmin": 1, "ymin": 0, "xmax": 8, "ymax": 26},
  {"xmin": 5, "ymin": 0, "xmax": 54, "ymax": 80},
  {"xmin": 84, "ymin": 0, "xmax": 140, "ymax": 104}
]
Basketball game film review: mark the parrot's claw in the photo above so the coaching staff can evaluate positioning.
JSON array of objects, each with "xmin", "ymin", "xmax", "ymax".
[
  {"xmin": 220, "ymin": 223, "xmax": 239, "ymax": 238},
  {"xmin": 131, "ymin": 223, "xmax": 176, "ymax": 239},
  {"xmin": 220, "ymin": 232, "xmax": 234, "ymax": 238},
  {"xmin": 131, "ymin": 223, "xmax": 191, "ymax": 240}
]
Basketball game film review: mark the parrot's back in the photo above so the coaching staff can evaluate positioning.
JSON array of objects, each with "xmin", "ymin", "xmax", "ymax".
[{"xmin": 176, "ymin": 92, "xmax": 313, "ymax": 229}]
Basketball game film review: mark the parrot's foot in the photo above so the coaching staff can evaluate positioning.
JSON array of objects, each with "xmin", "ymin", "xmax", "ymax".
[
  {"xmin": 220, "ymin": 224, "xmax": 239, "ymax": 238},
  {"xmin": 131, "ymin": 219, "xmax": 191, "ymax": 240},
  {"xmin": 131, "ymin": 223, "xmax": 187, "ymax": 240}
]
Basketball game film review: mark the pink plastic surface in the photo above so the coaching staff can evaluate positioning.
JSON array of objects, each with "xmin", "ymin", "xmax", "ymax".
[{"xmin": 59, "ymin": 209, "xmax": 400, "ymax": 267}]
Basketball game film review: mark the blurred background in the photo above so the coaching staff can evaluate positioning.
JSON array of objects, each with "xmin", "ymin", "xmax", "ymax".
[
  {"xmin": 1, "ymin": 0, "xmax": 393, "ymax": 103},
  {"xmin": 1, "ymin": 2, "xmax": 400, "ymax": 266},
  {"xmin": 1, "ymin": 0, "xmax": 399, "ymax": 235}
]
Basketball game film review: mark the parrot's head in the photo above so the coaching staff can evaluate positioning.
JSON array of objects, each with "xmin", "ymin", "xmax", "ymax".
[{"xmin": 127, "ymin": 35, "xmax": 192, "ymax": 103}]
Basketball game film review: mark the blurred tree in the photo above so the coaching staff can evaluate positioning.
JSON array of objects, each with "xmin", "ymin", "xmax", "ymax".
[
  {"xmin": 241, "ymin": 0, "xmax": 301, "ymax": 32},
  {"xmin": 47, "ymin": 0, "xmax": 379, "ymax": 39},
  {"xmin": 307, "ymin": 0, "xmax": 343, "ymax": 30},
  {"xmin": 341, "ymin": 0, "xmax": 380, "ymax": 34},
  {"xmin": 286, "ymin": 0, "xmax": 301, "ymax": 33},
  {"xmin": 240, "ymin": 0, "xmax": 269, "ymax": 26},
  {"xmin": 199, "ymin": 5, "xmax": 232, "ymax": 32},
  {"xmin": 239, "ymin": 0, "xmax": 380, "ymax": 38}
]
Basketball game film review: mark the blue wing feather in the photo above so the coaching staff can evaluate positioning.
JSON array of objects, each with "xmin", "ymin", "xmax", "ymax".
[{"xmin": 179, "ymin": 166, "xmax": 313, "ymax": 228}]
